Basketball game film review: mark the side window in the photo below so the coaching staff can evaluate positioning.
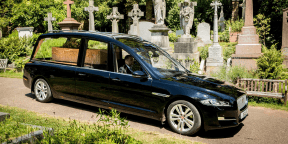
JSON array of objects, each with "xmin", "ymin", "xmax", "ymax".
[
  {"xmin": 83, "ymin": 39, "xmax": 108, "ymax": 71},
  {"xmin": 32, "ymin": 37, "xmax": 81, "ymax": 66},
  {"xmin": 113, "ymin": 45, "xmax": 142, "ymax": 75}
]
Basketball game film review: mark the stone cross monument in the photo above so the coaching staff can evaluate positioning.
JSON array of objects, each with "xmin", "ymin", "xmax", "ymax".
[
  {"xmin": 232, "ymin": 0, "xmax": 262, "ymax": 70},
  {"xmin": 282, "ymin": 8, "xmax": 288, "ymax": 68},
  {"xmin": 84, "ymin": 0, "xmax": 99, "ymax": 31},
  {"xmin": 128, "ymin": 4, "xmax": 144, "ymax": 36},
  {"xmin": 57, "ymin": 0, "xmax": 81, "ymax": 31},
  {"xmin": 153, "ymin": 0, "xmax": 166, "ymax": 25},
  {"xmin": 240, "ymin": 0, "xmax": 246, "ymax": 21},
  {"xmin": 206, "ymin": 0, "xmax": 223, "ymax": 74},
  {"xmin": 44, "ymin": 12, "xmax": 56, "ymax": 32},
  {"xmin": 219, "ymin": 6, "xmax": 225, "ymax": 32},
  {"xmin": 107, "ymin": 7, "xmax": 124, "ymax": 33},
  {"xmin": 179, "ymin": 0, "xmax": 197, "ymax": 38}
]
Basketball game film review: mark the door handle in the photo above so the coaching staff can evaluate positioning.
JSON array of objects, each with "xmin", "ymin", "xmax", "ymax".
[
  {"xmin": 112, "ymin": 78, "xmax": 121, "ymax": 81},
  {"xmin": 78, "ymin": 73, "xmax": 86, "ymax": 76}
]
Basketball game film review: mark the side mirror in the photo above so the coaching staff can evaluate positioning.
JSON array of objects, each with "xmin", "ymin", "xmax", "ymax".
[{"xmin": 132, "ymin": 71, "xmax": 147, "ymax": 78}]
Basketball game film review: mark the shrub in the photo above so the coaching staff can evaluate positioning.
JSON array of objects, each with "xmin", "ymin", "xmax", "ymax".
[
  {"xmin": 254, "ymin": 14, "xmax": 271, "ymax": 46},
  {"xmin": 225, "ymin": 19, "xmax": 244, "ymax": 32},
  {"xmin": 219, "ymin": 29, "xmax": 230, "ymax": 42},
  {"xmin": 256, "ymin": 45, "xmax": 284, "ymax": 79},
  {"xmin": 168, "ymin": 32, "xmax": 180, "ymax": 43},
  {"xmin": 190, "ymin": 59, "xmax": 200, "ymax": 73},
  {"xmin": 222, "ymin": 43, "xmax": 236, "ymax": 62},
  {"xmin": 198, "ymin": 45, "xmax": 209, "ymax": 60}
]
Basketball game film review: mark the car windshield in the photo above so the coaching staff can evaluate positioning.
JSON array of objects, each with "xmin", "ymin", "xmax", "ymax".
[{"xmin": 117, "ymin": 38, "xmax": 187, "ymax": 78}]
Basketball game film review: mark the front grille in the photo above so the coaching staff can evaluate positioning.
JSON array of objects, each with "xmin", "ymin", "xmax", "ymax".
[{"xmin": 237, "ymin": 94, "xmax": 247, "ymax": 110}]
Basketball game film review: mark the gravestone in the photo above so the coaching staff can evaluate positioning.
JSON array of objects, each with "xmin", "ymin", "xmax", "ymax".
[
  {"xmin": 219, "ymin": 6, "xmax": 225, "ymax": 32},
  {"xmin": 232, "ymin": 0, "xmax": 239, "ymax": 21},
  {"xmin": 232, "ymin": 0, "xmax": 262, "ymax": 70},
  {"xmin": 282, "ymin": 8, "xmax": 288, "ymax": 68},
  {"xmin": 240, "ymin": 0, "xmax": 246, "ymax": 21},
  {"xmin": 58, "ymin": 0, "xmax": 81, "ymax": 31},
  {"xmin": 206, "ymin": 0, "xmax": 223, "ymax": 75},
  {"xmin": 197, "ymin": 22, "xmax": 212, "ymax": 44},
  {"xmin": 107, "ymin": 7, "xmax": 124, "ymax": 33},
  {"xmin": 16, "ymin": 27, "xmax": 34, "ymax": 38},
  {"xmin": 171, "ymin": 0, "xmax": 199, "ymax": 69},
  {"xmin": 129, "ymin": 21, "xmax": 154, "ymax": 41},
  {"xmin": 44, "ymin": 12, "xmax": 56, "ymax": 32},
  {"xmin": 176, "ymin": 30, "xmax": 184, "ymax": 36},
  {"xmin": 84, "ymin": 0, "xmax": 99, "ymax": 31},
  {"xmin": 128, "ymin": 4, "xmax": 144, "ymax": 36}
]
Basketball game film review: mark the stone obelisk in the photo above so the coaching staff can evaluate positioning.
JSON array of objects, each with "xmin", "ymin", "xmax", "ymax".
[
  {"xmin": 232, "ymin": 0, "xmax": 262, "ymax": 70},
  {"xmin": 282, "ymin": 8, "xmax": 288, "ymax": 68}
]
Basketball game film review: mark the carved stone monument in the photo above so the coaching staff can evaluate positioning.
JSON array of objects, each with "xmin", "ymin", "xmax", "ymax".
[
  {"xmin": 206, "ymin": 0, "xmax": 224, "ymax": 74},
  {"xmin": 282, "ymin": 8, "xmax": 288, "ymax": 68},
  {"xmin": 128, "ymin": 4, "xmax": 144, "ymax": 36},
  {"xmin": 44, "ymin": 12, "xmax": 56, "ymax": 32},
  {"xmin": 16, "ymin": 27, "xmax": 34, "ymax": 38},
  {"xmin": 232, "ymin": 0, "xmax": 239, "ymax": 21},
  {"xmin": 219, "ymin": 6, "xmax": 225, "ymax": 32},
  {"xmin": 171, "ymin": 0, "xmax": 199, "ymax": 69},
  {"xmin": 197, "ymin": 22, "xmax": 212, "ymax": 45},
  {"xmin": 240, "ymin": 0, "xmax": 246, "ymax": 21},
  {"xmin": 232, "ymin": 0, "xmax": 262, "ymax": 70},
  {"xmin": 149, "ymin": 0, "xmax": 171, "ymax": 52},
  {"xmin": 58, "ymin": 0, "xmax": 81, "ymax": 31},
  {"xmin": 107, "ymin": 7, "xmax": 124, "ymax": 33},
  {"xmin": 84, "ymin": 0, "xmax": 99, "ymax": 31}
]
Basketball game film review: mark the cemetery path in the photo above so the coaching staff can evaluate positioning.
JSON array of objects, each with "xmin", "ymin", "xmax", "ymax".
[{"xmin": 1, "ymin": 77, "xmax": 288, "ymax": 144}]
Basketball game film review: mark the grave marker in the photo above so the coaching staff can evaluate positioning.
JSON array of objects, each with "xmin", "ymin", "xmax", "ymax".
[
  {"xmin": 58, "ymin": 0, "xmax": 81, "ymax": 31},
  {"xmin": 44, "ymin": 12, "xmax": 56, "ymax": 32},
  {"xmin": 84, "ymin": 0, "xmax": 99, "ymax": 31},
  {"xmin": 128, "ymin": 4, "xmax": 144, "ymax": 36},
  {"xmin": 107, "ymin": 7, "xmax": 124, "ymax": 33},
  {"xmin": 282, "ymin": 8, "xmax": 288, "ymax": 68},
  {"xmin": 219, "ymin": 6, "xmax": 225, "ymax": 32}
]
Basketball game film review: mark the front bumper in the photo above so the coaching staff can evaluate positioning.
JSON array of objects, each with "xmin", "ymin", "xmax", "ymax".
[{"xmin": 200, "ymin": 102, "xmax": 248, "ymax": 131}]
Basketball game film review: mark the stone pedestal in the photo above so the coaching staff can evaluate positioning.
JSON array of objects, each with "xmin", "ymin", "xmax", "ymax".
[
  {"xmin": 57, "ymin": 18, "xmax": 81, "ymax": 31},
  {"xmin": 206, "ymin": 43, "xmax": 224, "ymax": 74},
  {"xmin": 149, "ymin": 24, "xmax": 172, "ymax": 52},
  {"xmin": 16, "ymin": 27, "xmax": 34, "ymax": 38},
  {"xmin": 171, "ymin": 37, "xmax": 199, "ymax": 70}
]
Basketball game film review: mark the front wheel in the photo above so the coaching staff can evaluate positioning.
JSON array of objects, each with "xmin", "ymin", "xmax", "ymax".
[
  {"xmin": 167, "ymin": 100, "xmax": 201, "ymax": 135},
  {"xmin": 34, "ymin": 78, "xmax": 53, "ymax": 103}
]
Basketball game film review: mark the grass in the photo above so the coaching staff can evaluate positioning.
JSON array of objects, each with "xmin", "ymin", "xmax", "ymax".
[
  {"xmin": 0, "ymin": 70, "xmax": 23, "ymax": 79},
  {"xmin": 0, "ymin": 105, "xmax": 200, "ymax": 144},
  {"xmin": 249, "ymin": 101, "xmax": 288, "ymax": 112}
]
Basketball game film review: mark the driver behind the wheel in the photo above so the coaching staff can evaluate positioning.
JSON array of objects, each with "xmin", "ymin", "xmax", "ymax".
[{"xmin": 119, "ymin": 55, "xmax": 134, "ymax": 74}]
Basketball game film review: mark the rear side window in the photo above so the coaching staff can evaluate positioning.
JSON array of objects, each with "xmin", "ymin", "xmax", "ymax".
[{"xmin": 32, "ymin": 37, "xmax": 81, "ymax": 66}]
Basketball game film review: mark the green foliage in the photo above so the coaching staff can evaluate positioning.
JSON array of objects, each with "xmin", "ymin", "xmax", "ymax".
[
  {"xmin": 198, "ymin": 45, "xmax": 209, "ymax": 60},
  {"xmin": 14, "ymin": 57, "xmax": 29, "ymax": 72},
  {"xmin": 35, "ymin": 38, "xmax": 66, "ymax": 58},
  {"xmin": 189, "ymin": 60, "xmax": 200, "ymax": 73},
  {"xmin": 88, "ymin": 41, "xmax": 108, "ymax": 49},
  {"xmin": 219, "ymin": 29, "xmax": 230, "ymax": 42},
  {"xmin": 212, "ymin": 65, "xmax": 258, "ymax": 84},
  {"xmin": 225, "ymin": 19, "xmax": 244, "ymax": 32},
  {"xmin": 168, "ymin": 32, "xmax": 180, "ymax": 43},
  {"xmin": 254, "ymin": 14, "xmax": 271, "ymax": 46},
  {"xmin": 220, "ymin": 42, "xmax": 237, "ymax": 62},
  {"xmin": 62, "ymin": 38, "xmax": 81, "ymax": 49},
  {"xmin": 166, "ymin": 0, "xmax": 182, "ymax": 31},
  {"xmin": 256, "ymin": 45, "xmax": 284, "ymax": 79}
]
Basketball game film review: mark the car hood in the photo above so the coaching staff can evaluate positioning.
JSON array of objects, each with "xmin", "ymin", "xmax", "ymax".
[{"xmin": 162, "ymin": 73, "xmax": 245, "ymax": 99}]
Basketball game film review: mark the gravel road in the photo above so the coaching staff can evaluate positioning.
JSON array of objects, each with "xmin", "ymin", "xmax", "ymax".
[{"xmin": 1, "ymin": 77, "xmax": 288, "ymax": 144}]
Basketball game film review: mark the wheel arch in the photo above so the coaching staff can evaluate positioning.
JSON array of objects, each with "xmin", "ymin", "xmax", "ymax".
[{"xmin": 31, "ymin": 76, "xmax": 51, "ymax": 93}]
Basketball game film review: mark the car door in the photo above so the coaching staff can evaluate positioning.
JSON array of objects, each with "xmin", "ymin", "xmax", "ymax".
[
  {"xmin": 74, "ymin": 38, "xmax": 112, "ymax": 107},
  {"xmin": 107, "ymin": 43, "xmax": 163, "ymax": 118}
]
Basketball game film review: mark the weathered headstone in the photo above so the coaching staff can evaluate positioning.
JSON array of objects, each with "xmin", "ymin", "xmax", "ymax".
[
  {"xmin": 128, "ymin": 4, "xmax": 144, "ymax": 36},
  {"xmin": 171, "ymin": 0, "xmax": 199, "ymax": 69},
  {"xmin": 232, "ymin": 0, "xmax": 262, "ymax": 70},
  {"xmin": 206, "ymin": 0, "xmax": 224, "ymax": 75},
  {"xmin": 84, "ymin": 0, "xmax": 99, "ymax": 31},
  {"xmin": 129, "ymin": 21, "xmax": 154, "ymax": 41},
  {"xmin": 107, "ymin": 7, "xmax": 124, "ymax": 33},
  {"xmin": 232, "ymin": 0, "xmax": 239, "ymax": 21},
  {"xmin": 282, "ymin": 8, "xmax": 288, "ymax": 68},
  {"xmin": 16, "ymin": 27, "xmax": 34, "ymax": 38},
  {"xmin": 240, "ymin": 0, "xmax": 246, "ymax": 21},
  {"xmin": 176, "ymin": 30, "xmax": 184, "ymax": 36},
  {"xmin": 58, "ymin": 0, "xmax": 81, "ymax": 31},
  {"xmin": 197, "ymin": 22, "xmax": 212, "ymax": 44},
  {"xmin": 219, "ymin": 6, "xmax": 225, "ymax": 32},
  {"xmin": 44, "ymin": 12, "xmax": 56, "ymax": 32}
]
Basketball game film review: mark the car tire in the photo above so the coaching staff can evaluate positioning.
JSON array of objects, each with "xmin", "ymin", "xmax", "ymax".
[
  {"xmin": 34, "ymin": 78, "xmax": 53, "ymax": 103},
  {"xmin": 167, "ymin": 100, "xmax": 201, "ymax": 135}
]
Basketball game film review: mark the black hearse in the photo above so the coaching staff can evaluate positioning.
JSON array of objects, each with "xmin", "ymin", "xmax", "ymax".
[{"xmin": 23, "ymin": 31, "xmax": 248, "ymax": 135}]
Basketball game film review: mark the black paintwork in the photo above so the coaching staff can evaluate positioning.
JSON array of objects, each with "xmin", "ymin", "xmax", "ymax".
[{"xmin": 23, "ymin": 32, "xmax": 248, "ymax": 131}]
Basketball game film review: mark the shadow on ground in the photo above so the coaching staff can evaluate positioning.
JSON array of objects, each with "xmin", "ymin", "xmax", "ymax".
[{"xmin": 24, "ymin": 93, "xmax": 243, "ymax": 138}]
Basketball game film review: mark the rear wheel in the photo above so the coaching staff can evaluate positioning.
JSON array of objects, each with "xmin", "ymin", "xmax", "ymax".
[
  {"xmin": 34, "ymin": 78, "xmax": 53, "ymax": 103},
  {"xmin": 167, "ymin": 100, "xmax": 201, "ymax": 135}
]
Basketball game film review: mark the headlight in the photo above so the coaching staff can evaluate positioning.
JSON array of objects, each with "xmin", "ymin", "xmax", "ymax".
[{"xmin": 200, "ymin": 99, "xmax": 231, "ymax": 107}]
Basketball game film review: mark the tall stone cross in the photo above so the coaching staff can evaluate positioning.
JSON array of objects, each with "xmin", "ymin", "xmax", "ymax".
[
  {"xmin": 211, "ymin": 0, "xmax": 222, "ymax": 43},
  {"xmin": 64, "ymin": 0, "xmax": 74, "ymax": 18},
  {"xmin": 84, "ymin": 0, "xmax": 99, "ymax": 31},
  {"xmin": 128, "ymin": 4, "xmax": 144, "ymax": 36},
  {"xmin": 44, "ymin": 12, "xmax": 56, "ymax": 32},
  {"xmin": 107, "ymin": 7, "xmax": 124, "ymax": 33},
  {"xmin": 239, "ymin": 0, "xmax": 246, "ymax": 21}
]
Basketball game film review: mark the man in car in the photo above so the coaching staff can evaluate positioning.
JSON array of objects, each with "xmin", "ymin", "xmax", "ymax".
[{"xmin": 119, "ymin": 55, "xmax": 134, "ymax": 74}]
